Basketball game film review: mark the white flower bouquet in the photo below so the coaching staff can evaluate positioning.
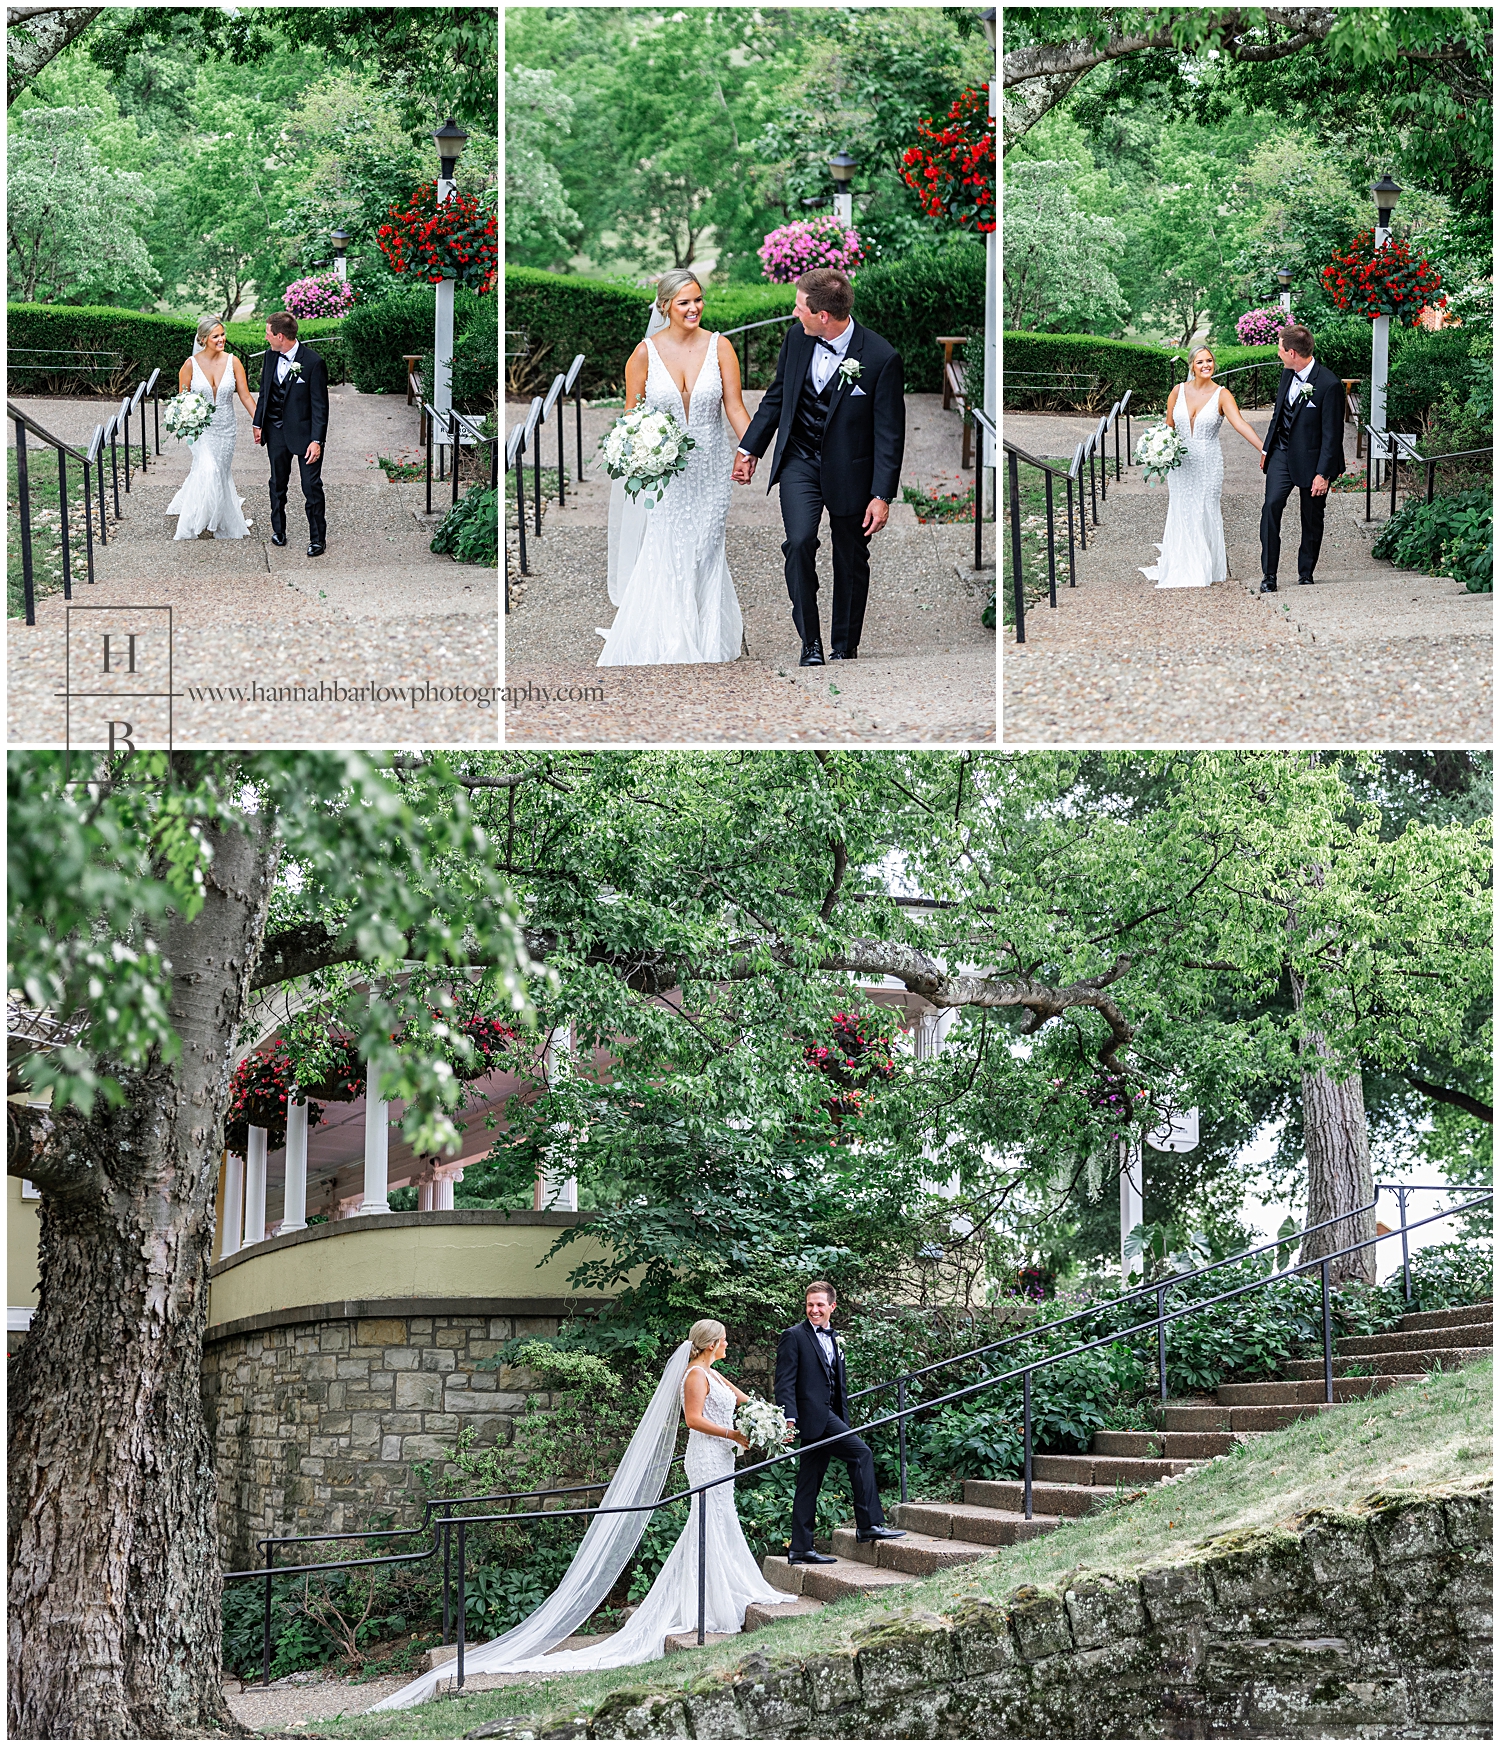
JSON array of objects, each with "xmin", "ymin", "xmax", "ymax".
[
  {"xmin": 599, "ymin": 406, "xmax": 695, "ymax": 503},
  {"xmin": 734, "ymin": 1396, "xmax": 791, "ymax": 1453},
  {"xmin": 163, "ymin": 388, "xmax": 216, "ymax": 446},
  {"xmin": 1133, "ymin": 423, "xmax": 1188, "ymax": 486}
]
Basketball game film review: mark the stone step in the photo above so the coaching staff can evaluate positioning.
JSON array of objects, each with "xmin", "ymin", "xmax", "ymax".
[
  {"xmin": 1216, "ymin": 1375, "xmax": 1422, "ymax": 1406},
  {"xmin": 760, "ymin": 1552, "xmax": 918, "ymax": 1605},
  {"xmin": 1032, "ymin": 1453, "xmax": 1196, "ymax": 1486},
  {"xmin": 1335, "ymin": 1325, "xmax": 1491, "ymax": 1358},
  {"xmin": 830, "ymin": 1525, "xmax": 993, "ymax": 1576},
  {"xmin": 665, "ymin": 1630, "xmax": 734, "ymax": 1655},
  {"xmin": 892, "ymin": 1499, "xmax": 1062, "ymax": 1546},
  {"xmin": 964, "ymin": 1478, "xmax": 1123, "ymax": 1519},
  {"xmin": 1162, "ymin": 1402, "xmax": 1335, "ymax": 1432},
  {"xmin": 1399, "ymin": 1301, "xmax": 1491, "ymax": 1333},
  {"xmin": 743, "ymin": 1595, "xmax": 823, "ymax": 1634},
  {"xmin": 1281, "ymin": 1346, "xmax": 1487, "ymax": 1379},
  {"xmin": 1090, "ymin": 1429, "xmax": 1239, "ymax": 1459}
]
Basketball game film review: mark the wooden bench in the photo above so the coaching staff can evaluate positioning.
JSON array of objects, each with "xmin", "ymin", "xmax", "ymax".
[
  {"xmin": 937, "ymin": 336, "xmax": 968, "ymax": 409},
  {"xmin": 947, "ymin": 359, "xmax": 974, "ymax": 469}
]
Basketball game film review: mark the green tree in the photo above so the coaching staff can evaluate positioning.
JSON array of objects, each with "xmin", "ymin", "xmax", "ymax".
[
  {"xmin": 6, "ymin": 104, "xmax": 158, "ymax": 303},
  {"xmin": 1002, "ymin": 159, "xmax": 1129, "ymax": 332},
  {"xmin": 7, "ymin": 752, "xmax": 528, "ymax": 1738},
  {"xmin": 505, "ymin": 68, "xmax": 582, "ymax": 266}
]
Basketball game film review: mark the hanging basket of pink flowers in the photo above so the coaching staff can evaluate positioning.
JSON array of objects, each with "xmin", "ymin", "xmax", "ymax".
[
  {"xmin": 225, "ymin": 1046, "xmax": 328, "ymax": 1155},
  {"xmin": 804, "ymin": 1009, "xmax": 896, "ymax": 1121},
  {"xmin": 282, "ymin": 272, "xmax": 357, "ymax": 320},
  {"xmin": 759, "ymin": 215, "xmax": 868, "ymax": 283},
  {"xmin": 1236, "ymin": 307, "xmax": 1288, "ymax": 347},
  {"xmin": 440, "ymin": 1012, "xmax": 519, "ymax": 1081}
]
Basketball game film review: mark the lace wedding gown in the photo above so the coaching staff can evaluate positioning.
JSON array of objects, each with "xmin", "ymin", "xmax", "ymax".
[
  {"xmin": 1140, "ymin": 384, "xmax": 1226, "ymax": 589},
  {"xmin": 370, "ymin": 1365, "xmax": 795, "ymax": 1710},
  {"xmin": 166, "ymin": 354, "xmax": 251, "ymax": 540},
  {"xmin": 598, "ymin": 335, "xmax": 743, "ymax": 665}
]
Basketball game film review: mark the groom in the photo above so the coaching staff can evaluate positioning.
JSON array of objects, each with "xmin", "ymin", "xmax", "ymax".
[
  {"xmin": 732, "ymin": 268, "xmax": 905, "ymax": 665},
  {"xmin": 774, "ymin": 1281, "xmax": 903, "ymax": 1564},
  {"xmin": 1258, "ymin": 322, "xmax": 1345, "ymax": 592},
  {"xmin": 253, "ymin": 312, "xmax": 329, "ymax": 557}
]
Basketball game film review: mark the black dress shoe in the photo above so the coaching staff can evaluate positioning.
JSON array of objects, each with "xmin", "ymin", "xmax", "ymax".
[
  {"xmin": 829, "ymin": 648, "xmax": 857, "ymax": 661},
  {"xmin": 1259, "ymin": 579, "xmax": 1278, "ymax": 593},
  {"xmin": 307, "ymin": 541, "xmax": 326, "ymax": 558},
  {"xmin": 799, "ymin": 639, "xmax": 825, "ymax": 667},
  {"xmin": 270, "ymin": 532, "xmax": 288, "ymax": 547},
  {"xmin": 856, "ymin": 1526, "xmax": 906, "ymax": 1543},
  {"xmin": 787, "ymin": 1549, "xmax": 837, "ymax": 1565},
  {"xmin": 1298, "ymin": 576, "xmax": 1315, "ymax": 585}
]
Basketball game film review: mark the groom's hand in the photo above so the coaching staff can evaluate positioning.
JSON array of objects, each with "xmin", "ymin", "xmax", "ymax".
[
  {"xmin": 305, "ymin": 441, "xmax": 322, "ymax": 464},
  {"xmin": 732, "ymin": 452, "xmax": 756, "ymax": 483},
  {"xmin": 252, "ymin": 426, "xmax": 261, "ymax": 446},
  {"xmin": 1311, "ymin": 474, "xmax": 1329, "ymax": 497},
  {"xmin": 862, "ymin": 496, "xmax": 890, "ymax": 535}
]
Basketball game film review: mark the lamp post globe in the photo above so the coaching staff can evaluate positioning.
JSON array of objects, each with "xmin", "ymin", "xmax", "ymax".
[
  {"xmin": 433, "ymin": 118, "xmax": 470, "ymax": 188},
  {"xmin": 1276, "ymin": 265, "xmax": 1292, "ymax": 316},
  {"xmin": 982, "ymin": 7, "xmax": 996, "ymax": 49},
  {"xmin": 828, "ymin": 149, "xmax": 858, "ymax": 227},
  {"xmin": 430, "ymin": 118, "xmax": 469, "ymax": 423},
  {"xmin": 1371, "ymin": 173, "xmax": 1402, "ymax": 235},
  {"xmin": 1367, "ymin": 175, "xmax": 1402, "ymax": 464},
  {"xmin": 331, "ymin": 226, "xmax": 350, "ymax": 283}
]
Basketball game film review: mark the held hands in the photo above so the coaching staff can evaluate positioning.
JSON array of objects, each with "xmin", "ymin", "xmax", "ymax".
[
  {"xmin": 862, "ymin": 497, "xmax": 890, "ymax": 535},
  {"xmin": 732, "ymin": 452, "xmax": 757, "ymax": 484}
]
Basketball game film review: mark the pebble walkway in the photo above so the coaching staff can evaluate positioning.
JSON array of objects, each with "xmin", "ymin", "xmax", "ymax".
[
  {"xmin": 504, "ymin": 391, "xmax": 996, "ymax": 745},
  {"xmin": 1001, "ymin": 409, "xmax": 1492, "ymax": 745},
  {"xmin": 8, "ymin": 388, "xmax": 499, "ymax": 745}
]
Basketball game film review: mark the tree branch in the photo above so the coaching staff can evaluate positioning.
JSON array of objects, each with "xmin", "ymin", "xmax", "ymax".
[{"xmin": 1402, "ymin": 1073, "xmax": 1492, "ymax": 1124}]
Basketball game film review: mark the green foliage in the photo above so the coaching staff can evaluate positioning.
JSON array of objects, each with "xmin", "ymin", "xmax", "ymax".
[
  {"xmin": 1382, "ymin": 1238, "xmax": 1493, "ymax": 1313},
  {"xmin": 1003, "ymin": 332, "xmax": 1179, "ymax": 412},
  {"xmin": 431, "ymin": 487, "xmax": 498, "ymax": 568},
  {"xmin": 847, "ymin": 239, "xmax": 987, "ymax": 394},
  {"xmin": 506, "ymin": 1342, "xmax": 622, "ymax": 1398},
  {"xmin": 1372, "ymin": 487, "xmax": 1492, "ymax": 593},
  {"xmin": 464, "ymin": 1564, "xmax": 548, "ymax": 1637},
  {"xmin": 341, "ymin": 286, "xmax": 484, "ymax": 395}
]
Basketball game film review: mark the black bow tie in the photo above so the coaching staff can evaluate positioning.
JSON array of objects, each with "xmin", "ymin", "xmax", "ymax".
[{"xmin": 814, "ymin": 337, "xmax": 837, "ymax": 351}]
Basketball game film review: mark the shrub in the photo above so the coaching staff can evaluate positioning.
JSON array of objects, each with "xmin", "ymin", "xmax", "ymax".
[
  {"xmin": 1003, "ymin": 333, "xmax": 1179, "ymax": 413},
  {"xmin": 6, "ymin": 303, "xmax": 348, "ymax": 395},
  {"xmin": 431, "ymin": 486, "xmax": 498, "ymax": 566},
  {"xmin": 1372, "ymin": 486, "xmax": 1492, "ymax": 591},
  {"xmin": 1379, "ymin": 1238, "xmax": 1493, "ymax": 1314},
  {"xmin": 340, "ymin": 285, "xmax": 483, "ymax": 395},
  {"xmin": 1385, "ymin": 326, "xmax": 1484, "ymax": 434},
  {"xmin": 849, "ymin": 238, "xmax": 986, "ymax": 393},
  {"xmin": 758, "ymin": 217, "xmax": 868, "ymax": 282}
]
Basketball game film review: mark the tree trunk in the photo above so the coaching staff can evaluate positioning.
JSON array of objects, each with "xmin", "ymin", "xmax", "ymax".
[
  {"xmin": 8, "ymin": 799, "xmax": 278, "ymax": 1738},
  {"xmin": 1291, "ymin": 970, "xmax": 1376, "ymax": 1285},
  {"xmin": 7, "ymin": 6, "xmax": 107, "ymax": 105}
]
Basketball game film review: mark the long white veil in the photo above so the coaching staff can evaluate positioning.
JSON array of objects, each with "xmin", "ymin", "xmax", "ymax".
[
  {"xmin": 368, "ymin": 1339, "xmax": 692, "ymax": 1711},
  {"xmin": 604, "ymin": 300, "xmax": 669, "ymax": 604}
]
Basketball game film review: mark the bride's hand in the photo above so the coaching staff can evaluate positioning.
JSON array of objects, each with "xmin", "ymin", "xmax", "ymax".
[{"xmin": 730, "ymin": 1429, "xmax": 750, "ymax": 1451}]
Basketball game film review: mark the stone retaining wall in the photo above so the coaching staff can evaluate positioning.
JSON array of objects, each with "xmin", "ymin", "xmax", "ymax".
[
  {"xmin": 510, "ymin": 1485, "xmax": 1491, "ymax": 1740},
  {"xmin": 202, "ymin": 1300, "xmax": 595, "ymax": 1569}
]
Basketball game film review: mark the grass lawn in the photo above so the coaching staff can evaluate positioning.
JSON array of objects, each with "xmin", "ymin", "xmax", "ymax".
[
  {"xmin": 6, "ymin": 447, "xmax": 106, "ymax": 620},
  {"xmin": 287, "ymin": 1357, "xmax": 1491, "ymax": 1740}
]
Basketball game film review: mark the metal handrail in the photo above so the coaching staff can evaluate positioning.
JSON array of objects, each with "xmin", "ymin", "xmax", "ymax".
[
  {"xmin": 1003, "ymin": 428, "xmax": 1079, "ymax": 638},
  {"xmin": 8, "ymin": 402, "xmax": 106, "ymax": 621},
  {"xmin": 506, "ymin": 394, "xmax": 544, "ymax": 590},
  {"xmin": 719, "ymin": 312, "xmax": 797, "ymax": 386},
  {"xmin": 221, "ymin": 1187, "xmax": 1490, "ymax": 1692}
]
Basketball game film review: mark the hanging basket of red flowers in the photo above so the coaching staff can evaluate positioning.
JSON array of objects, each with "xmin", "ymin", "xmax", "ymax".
[
  {"xmin": 804, "ymin": 1009, "xmax": 896, "ymax": 1121},
  {"xmin": 377, "ymin": 183, "xmax": 498, "ymax": 293},
  {"xmin": 900, "ymin": 84, "xmax": 996, "ymax": 235},
  {"xmin": 1321, "ymin": 231, "xmax": 1445, "ymax": 326},
  {"xmin": 225, "ymin": 1046, "xmax": 328, "ymax": 1156},
  {"xmin": 442, "ymin": 1012, "xmax": 518, "ymax": 1081}
]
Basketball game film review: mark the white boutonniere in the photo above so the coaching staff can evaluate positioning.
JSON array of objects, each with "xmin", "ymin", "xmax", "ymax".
[
  {"xmin": 834, "ymin": 1334, "xmax": 847, "ymax": 1356},
  {"xmin": 836, "ymin": 358, "xmax": 862, "ymax": 387},
  {"xmin": 287, "ymin": 362, "xmax": 303, "ymax": 380}
]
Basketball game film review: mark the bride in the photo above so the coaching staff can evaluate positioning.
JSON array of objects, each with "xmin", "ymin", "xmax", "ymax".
[
  {"xmin": 166, "ymin": 316, "xmax": 256, "ymax": 540},
  {"xmin": 371, "ymin": 1319, "xmax": 798, "ymax": 1710},
  {"xmin": 1141, "ymin": 344, "xmax": 1264, "ymax": 589},
  {"xmin": 598, "ymin": 271, "xmax": 751, "ymax": 665}
]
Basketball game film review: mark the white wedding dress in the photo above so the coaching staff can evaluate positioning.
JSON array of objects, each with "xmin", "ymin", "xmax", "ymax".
[
  {"xmin": 597, "ymin": 335, "xmax": 743, "ymax": 665},
  {"xmin": 371, "ymin": 1357, "xmax": 795, "ymax": 1711},
  {"xmin": 166, "ymin": 353, "xmax": 251, "ymax": 541},
  {"xmin": 1140, "ymin": 384, "xmax": 1226, "ymax": 589}
]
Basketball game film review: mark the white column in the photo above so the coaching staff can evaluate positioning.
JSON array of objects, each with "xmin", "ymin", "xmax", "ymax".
[
  {"xmin": 1369, "ymin": 217, "xmax": 1392, "ymax": 477},
  {"xmin": 833, "ymin": 189, "xmax": 852, "ymax": 227},
  {"xmin": 1119, "ymin": 1133, "xmax": 1144, "ymax": 1285},
  {"xmin": 244, "ymin": 1125, "xmax": 268, "ymax": 1247},
  {"xmin": 360, "ymin": 1060, "xmax": 391, "ymax": 1215},
  {"xmin": 220, "ymin": 1150, "xmax": 244, "ymax": 1261},
  {"xmin": 334, "ymin": 254, "xmax": 347, "ymax": 282},
  {"xmin": 418, "ymin": 1179, "xmax": 436, "ymax": 1213},
  {"xmin": 432, "ymin": 1164, "xmax": 465, "ymax": 1210},
  {"xmin": 434, "ymin": 172, "xmax": 456, "ymax": 420},
  {"xmin": 535, "ymin": 1024, "xmax": 578, "ymax": 1211},
  {"xmin": 281, "ymin": 1099, "xmax": 309, "ymax": 1233},
  {"xmin": 983, "ymin": 71, "xmax": 997, "ymax": 517},
  {"xmin": 916, "ymin": 1008, "xmax": 962, "ymax": 1200}
]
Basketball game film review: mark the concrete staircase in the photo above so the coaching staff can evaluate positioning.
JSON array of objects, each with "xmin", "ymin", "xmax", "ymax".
[{"xmin": 750, "ymin": 1298, "xmax": 1491, "ymax": 1628}]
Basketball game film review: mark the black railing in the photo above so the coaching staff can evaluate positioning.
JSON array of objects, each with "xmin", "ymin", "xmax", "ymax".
[
  {"xmin": 1003, "ymin": 439, "xmax": 1079, "ymax": 644},
  {"xmin": 506, "ymin": 395, "xmax": 544, "ymax": 585},
  {"xmin": 222, "ymin": 1182, "xmax": 1490, "ymax": 1693},
  {"xmin": 420, "ymin": 403, "xmax": 499, "ymax": 515},
  {"xmin": 971, "ymin": 403, "xmax": 996, "ymax": 578},
  {"xmin": 719, "ymin": 314, "xmax": 797, "ymax": 389},
  {"xmin": 8, "ymin": 402, "xmax": 106, "ymax": 623},
  {"xmin": 564, "ymin": 353, "xmax": 586, "ymax": 485},
  {"xmin": 1362, "ymin": 424, "xmax": 1492, "ymax": 525}
]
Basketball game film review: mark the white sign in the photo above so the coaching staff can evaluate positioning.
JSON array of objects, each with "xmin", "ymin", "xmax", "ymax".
[{"xmin": 1145, "ymin": 1109, "xmax": 1200, "ymax": 1153}]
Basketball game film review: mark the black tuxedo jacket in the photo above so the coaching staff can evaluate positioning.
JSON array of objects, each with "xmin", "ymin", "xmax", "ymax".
[
  {"xmin": 775, "ymin": 1320, "xmax": 848, "ymax": 1442},
  {"xmin": 739, "ymin": 320, "xmax": 905, "ymax": 517},
  {"xmin": 254, "ymin": 343, "xmax": 330, "ymax": 449},
  {"xmin": 1263, "ymin": 358, "xmax": 1345, "ymax": 487}
]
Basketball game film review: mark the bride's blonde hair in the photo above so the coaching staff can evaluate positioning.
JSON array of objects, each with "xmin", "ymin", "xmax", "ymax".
[
  {"xmin": 688, "ymin": 1318, "xmax": 725, "ymax": 1359},
  {"xmin": 655, "ymin": 269, "xmax": 702, "ymax": 315},
  {"xmin": 195, "ymin": 315, "xmax": 225, "ymax": 350},
  {"xmin": 1189, "ymin": 345, "xmax": 1215, "ymax": 372}
]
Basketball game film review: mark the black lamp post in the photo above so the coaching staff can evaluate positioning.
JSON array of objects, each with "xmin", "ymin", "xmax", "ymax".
[
  {"xmin": 1276, "ymin": 265, "xmax": 1292, "ymax": 316},
  {"xmin": 331, "ymin": 226, "xmax": 350, "ymax": 282},
  {"xmin": 1368, "ymin": 175, "xmax": 1402, "ymax": 454},
  {"xmin": 431, "ymin": 119, "xmax": 469, "ymax": 422},
  {"xmin": 433, "ymin": 118, "xmax": 469, "ymax": 187},
  {"xmin": 1371, "ymin": 173, "xmax": 1402, "ymax": 236},
  {"xmin": 828, "ymin": 149, "xmax": 858, "ymax": 226}
]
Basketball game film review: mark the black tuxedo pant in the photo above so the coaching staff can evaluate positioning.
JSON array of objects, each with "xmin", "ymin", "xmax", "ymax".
[
  {"xmin": 267, "ymin": 426, "xmax": 326, "ymax": 543},
  {"xmin": 1260, "ymin": 447, "xmax": 1326, "ymax": 584},
  {"xmin": 778, "ymin": 451, "xmax": 871, "ymax": 654},
  {"xmin": 790, "ymin": 1412, "xmax": 885, "ymax": 1555}
]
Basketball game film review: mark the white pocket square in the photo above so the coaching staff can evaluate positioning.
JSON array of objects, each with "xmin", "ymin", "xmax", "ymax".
[{"xmin": 850, "ymin": 385, "xmax": 866, "ymax": 397}]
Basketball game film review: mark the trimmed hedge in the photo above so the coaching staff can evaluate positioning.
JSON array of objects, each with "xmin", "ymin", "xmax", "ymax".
[
  {"xmin": 341, "ymin": 287, "xmax": 488, "ymax": 396},
  {"xmin": 506, "ymin": 244, "xmax": 986, "ymax": 398},
  {"xmin": 6, "ymin": 304, "xmax": 348, "ymax": 396}
]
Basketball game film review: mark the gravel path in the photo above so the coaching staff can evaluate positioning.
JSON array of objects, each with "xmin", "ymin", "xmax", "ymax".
[
  {"xmin": 9, "ymin": 389, "xmax": 499, "ymax": 746},
  {"xmin": 1001, "ymin": 410, "xmax": 1491, "ymax": 745}
]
